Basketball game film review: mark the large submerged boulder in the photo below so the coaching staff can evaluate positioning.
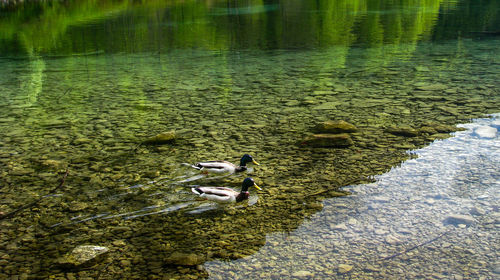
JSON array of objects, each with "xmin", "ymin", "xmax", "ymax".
[
  {"xmin": 164, "ymin": 252, "xmax": 205, "ymax": 266},
  {"xmin": 386, "ymin": 126, "xmax": 419, "ymax": 137},
  {"xmin": 313, "ymin": 120, "xmax": 357, "ymax": 134},
  {"xmin": 142, "ymin": 130, "xmax": 177, "ymax": 145},
  {"xmin": 443, "ymin": 214, "xmax": 475, "ymax": 226},
  {"xmin": 424, "ymin": 123, "xmax": 465, "ymax": 133},
  {"xmin": 58, "ymin": 245, "xmax": 109, "ymax": 268},
  {"xmin": 301, "ymin": 133, "xmax": 353, "ymax": 148},
  {"xmin": 414, "ymin": 83, "xmax": 448, "ymax": 91}
]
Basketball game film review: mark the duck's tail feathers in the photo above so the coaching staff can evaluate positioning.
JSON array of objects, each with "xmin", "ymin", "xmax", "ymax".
[
  {"xmin": 191, "ymin": 187, "xmax": 204, "ymax": 195},
  {"xmin": 182, "ymin": 162, "xmax": 203, "ymax": 170},
  {"xmin": 182, "ymin": 163, "xmax": 202, "ymax": 170}
]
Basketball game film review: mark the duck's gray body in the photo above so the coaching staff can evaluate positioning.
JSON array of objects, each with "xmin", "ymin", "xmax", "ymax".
[
  {"xmin": 190, "ymin": 154, "xmax": 259, "ymax": 175},
  {"xmin": 191, "ymin": 161, "xmax": 239, "ymax": 174},
  {"xmin": 191, "ymin": 186, "xmax": 244, "ymax": 203},
  {"xmin": 191, "ymin": 178, "xmax": 260, "ymax": 204}
]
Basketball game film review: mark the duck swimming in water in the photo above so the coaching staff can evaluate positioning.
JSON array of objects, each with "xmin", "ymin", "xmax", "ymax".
[
  {"xmin": 191, "ymin": 178, "xmax": 261, "ymax": 204},
  {"xmin": 189, "ymin": 154, "xmax": 259, "ymax": 175}
]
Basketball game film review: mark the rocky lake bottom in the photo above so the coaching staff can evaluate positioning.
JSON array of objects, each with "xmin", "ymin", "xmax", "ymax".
[
  {"xmin": 205, "ymin": 114, "xmax": 500, "ymax": 279},
  {"xmin": 0, "ymin": 38, "xmax": 499, "ymax": 279}
]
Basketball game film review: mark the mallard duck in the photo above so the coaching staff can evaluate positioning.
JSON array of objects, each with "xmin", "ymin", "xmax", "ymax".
[
  {"xmin": 189, "ymin": 154, "xmax": 259, "ymax": 175},
  {"xmin": 191, "ymin": 178, "xmax": 261, "ymax": 203}
]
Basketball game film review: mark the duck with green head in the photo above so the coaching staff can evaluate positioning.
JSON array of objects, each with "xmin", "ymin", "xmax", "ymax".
[
  {"xmin": 191, "ymin": 178, "xmax": 261, "ymax": 203},
  {"xmin": 189, "ymin": 154, "xmax": 259, "ymax": 175}
]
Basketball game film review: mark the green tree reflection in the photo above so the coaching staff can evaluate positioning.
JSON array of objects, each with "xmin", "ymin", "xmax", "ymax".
[{"xmin": 1, "ymin": 0, "xmax": 497, "ymax": 57}]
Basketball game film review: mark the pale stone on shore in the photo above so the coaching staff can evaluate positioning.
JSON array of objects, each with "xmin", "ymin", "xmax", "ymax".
[{"xmin": 474, "ymin": 126, "xmax": 497, "ymax": 138}]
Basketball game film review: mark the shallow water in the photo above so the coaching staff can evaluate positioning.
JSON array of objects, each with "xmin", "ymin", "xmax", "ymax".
[
  {"xmin": 0, "ymin": 0, "xmax": 499, "ymax": 279},
  {"xmin": 205, "ymin": 114, "xmax": 500, "ymax": 279}
]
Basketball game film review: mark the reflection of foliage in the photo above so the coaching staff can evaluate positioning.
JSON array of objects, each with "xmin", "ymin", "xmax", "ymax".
[
  {"xmin": 348, "ymin": 0, "xmax": 444, "ymax": 67},
  {"xmin": 1, "ymin": 0, "xmax": 499, "ymax": 56},
  {"xmin": 22, "ymin": 57, "xmax": 45, "ymax": 106},
  {"xmin": 433, "ymin": 0, "xmax": 500, "ymax": 40},
  {"xmin": 0, "ymin": 0, "xmax": 133, "ymax": 55}
]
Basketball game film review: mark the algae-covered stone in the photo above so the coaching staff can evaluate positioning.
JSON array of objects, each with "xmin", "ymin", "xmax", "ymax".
[
  {"xmin": 386, "ymin": 126, "xmax": 419, "ymax": 137},
  {"xmin": 338, "ymin": 264, "xmax": 353, "ymax": 273},
  {"xmin": 73, "ymin": 138, "xmax": 92, "ymax": 146},
  {"xmin": 58, "ymin": 245, "xmax": 109, "ymax": 268},
  {"xmin": 312, "ymin": 90, "xmax": 333, "ymax": 96},
  {"xmin": 415, "ymin": 66, "xmax": 430, "ymax": 72},
  {"xmin": 164, "ymin": 252, "xmax": 205, "ymax": 266},
  {"xmin": 292, "ymin": 270, "xmax": 314, "ymax": 277},
  {"xmin": 313, "ymin": 120, "xmax": 357, "ymax": 133},
  {"xmin": 41, "ymin": 159, "xmax": 67, "ymax": 170},
  {"xmin": 415, "ymin": 83, "xmax": 448, "ymax": 91},
  {"xmin": 312, "ymin": 101, "xmax": 341, "ymax": 110},
  {"xmin": 142, "ymin": 131, "xmax": 176, "ymax": 145},
  {"xmin": 426, "ymin": 123, "xmax": 465, "ymax": 133},
  {"xmin": 418, "ymin": 126, "xmax": 438, "ymax": 135},
  {"xmin": 427, "ymin": 133, "xmax": 453, "ymax": 141},
  {"xmin": 65, "ymin": 201, "xmax": 89, "ymax": 212},
  {"xmin": 301, "ymin": 134, "xmax": 353, "ymax": 147}
]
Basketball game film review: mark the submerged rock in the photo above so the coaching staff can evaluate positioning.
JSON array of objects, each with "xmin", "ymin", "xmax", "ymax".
[
  {"xmin": 41, "ymin": 159, "xmax": 67, "ymax": 170},
  {"xmin": 338, "ymin": 264, "xmax": 353, "ymax": 273},
  {"xmin": 58, "ymin": 245, "xmax": 109, "ymax": 268},
  {"xmin": 427, "ymin": 133, "xmax": 454, "ymax": 141},
  {"xmin": 331, "ymin": 223, "xmax": 348, "ymax": 231},
  {"xmin": 491, "ymin": 119, "xmax": 500, "ymax": 129},
  {"xmin": 65, "ymin": 201, "xmax": 89, "ymax": 212},
  {"xmin": 493, "ymin": 264, "xmax": 500, "ymax": 274},
  {"xmin": 72, "ymin": 138, "xmax": 92, "ymax": 146},
  {"xmin": 164, "ymin": 252, "xmax": 205, "ymax": 266},
  {"xmin": 425, "ymin": 123, "xmax": 465, "ymax": 133},
  {"xmin": 313, "ymin": 120, "xmax": 357, "ymax": 134},
  {"xmin": 142, "ymin": 131, "xmax": 176, "ymax": 145},
  {"xmin": 415, "ymin": 83, "xmax": 448, "ymax": 91},
  {"xmin": 292, "ymin": 270, "xmax": 314, "ymax": 277},
  {"xmin": 436, "ymin": 105, "xmax": 460, "ymax": 116},
  {"xmin": 415, "ymin": 66, "xmax": 430, "ymax": 72},
  {"xmin": 385, "ymin": 235, "xmax": 402, "ymax": 245},
  {"xmin": 418, "ymin": 126, "xmax": 438, "ymax": 135},
  {"xmin": 312, "ymin": 101, "xmax": 341, "ymax": 110},
  {"xmin": 301, "ymin": 133, "xmax": 353, "ymax": 147},
  {"xmin": 386, "ymin": 126, "xmax": 419, "ymax": 137},
  {"xmin": 443, "ymin": 214, "xmax": 475, "ymax": 226}
]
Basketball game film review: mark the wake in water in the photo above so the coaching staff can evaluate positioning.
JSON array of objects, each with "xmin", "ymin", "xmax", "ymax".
[{"xmin": 47, "ymin": 163, "xmax": 258, "ymax": 227}]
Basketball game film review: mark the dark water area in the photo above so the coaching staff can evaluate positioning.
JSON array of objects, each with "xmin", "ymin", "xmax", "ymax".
[{"xmin": 0, "ymin": 0, "xmax": 499, "ymax": 279}]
